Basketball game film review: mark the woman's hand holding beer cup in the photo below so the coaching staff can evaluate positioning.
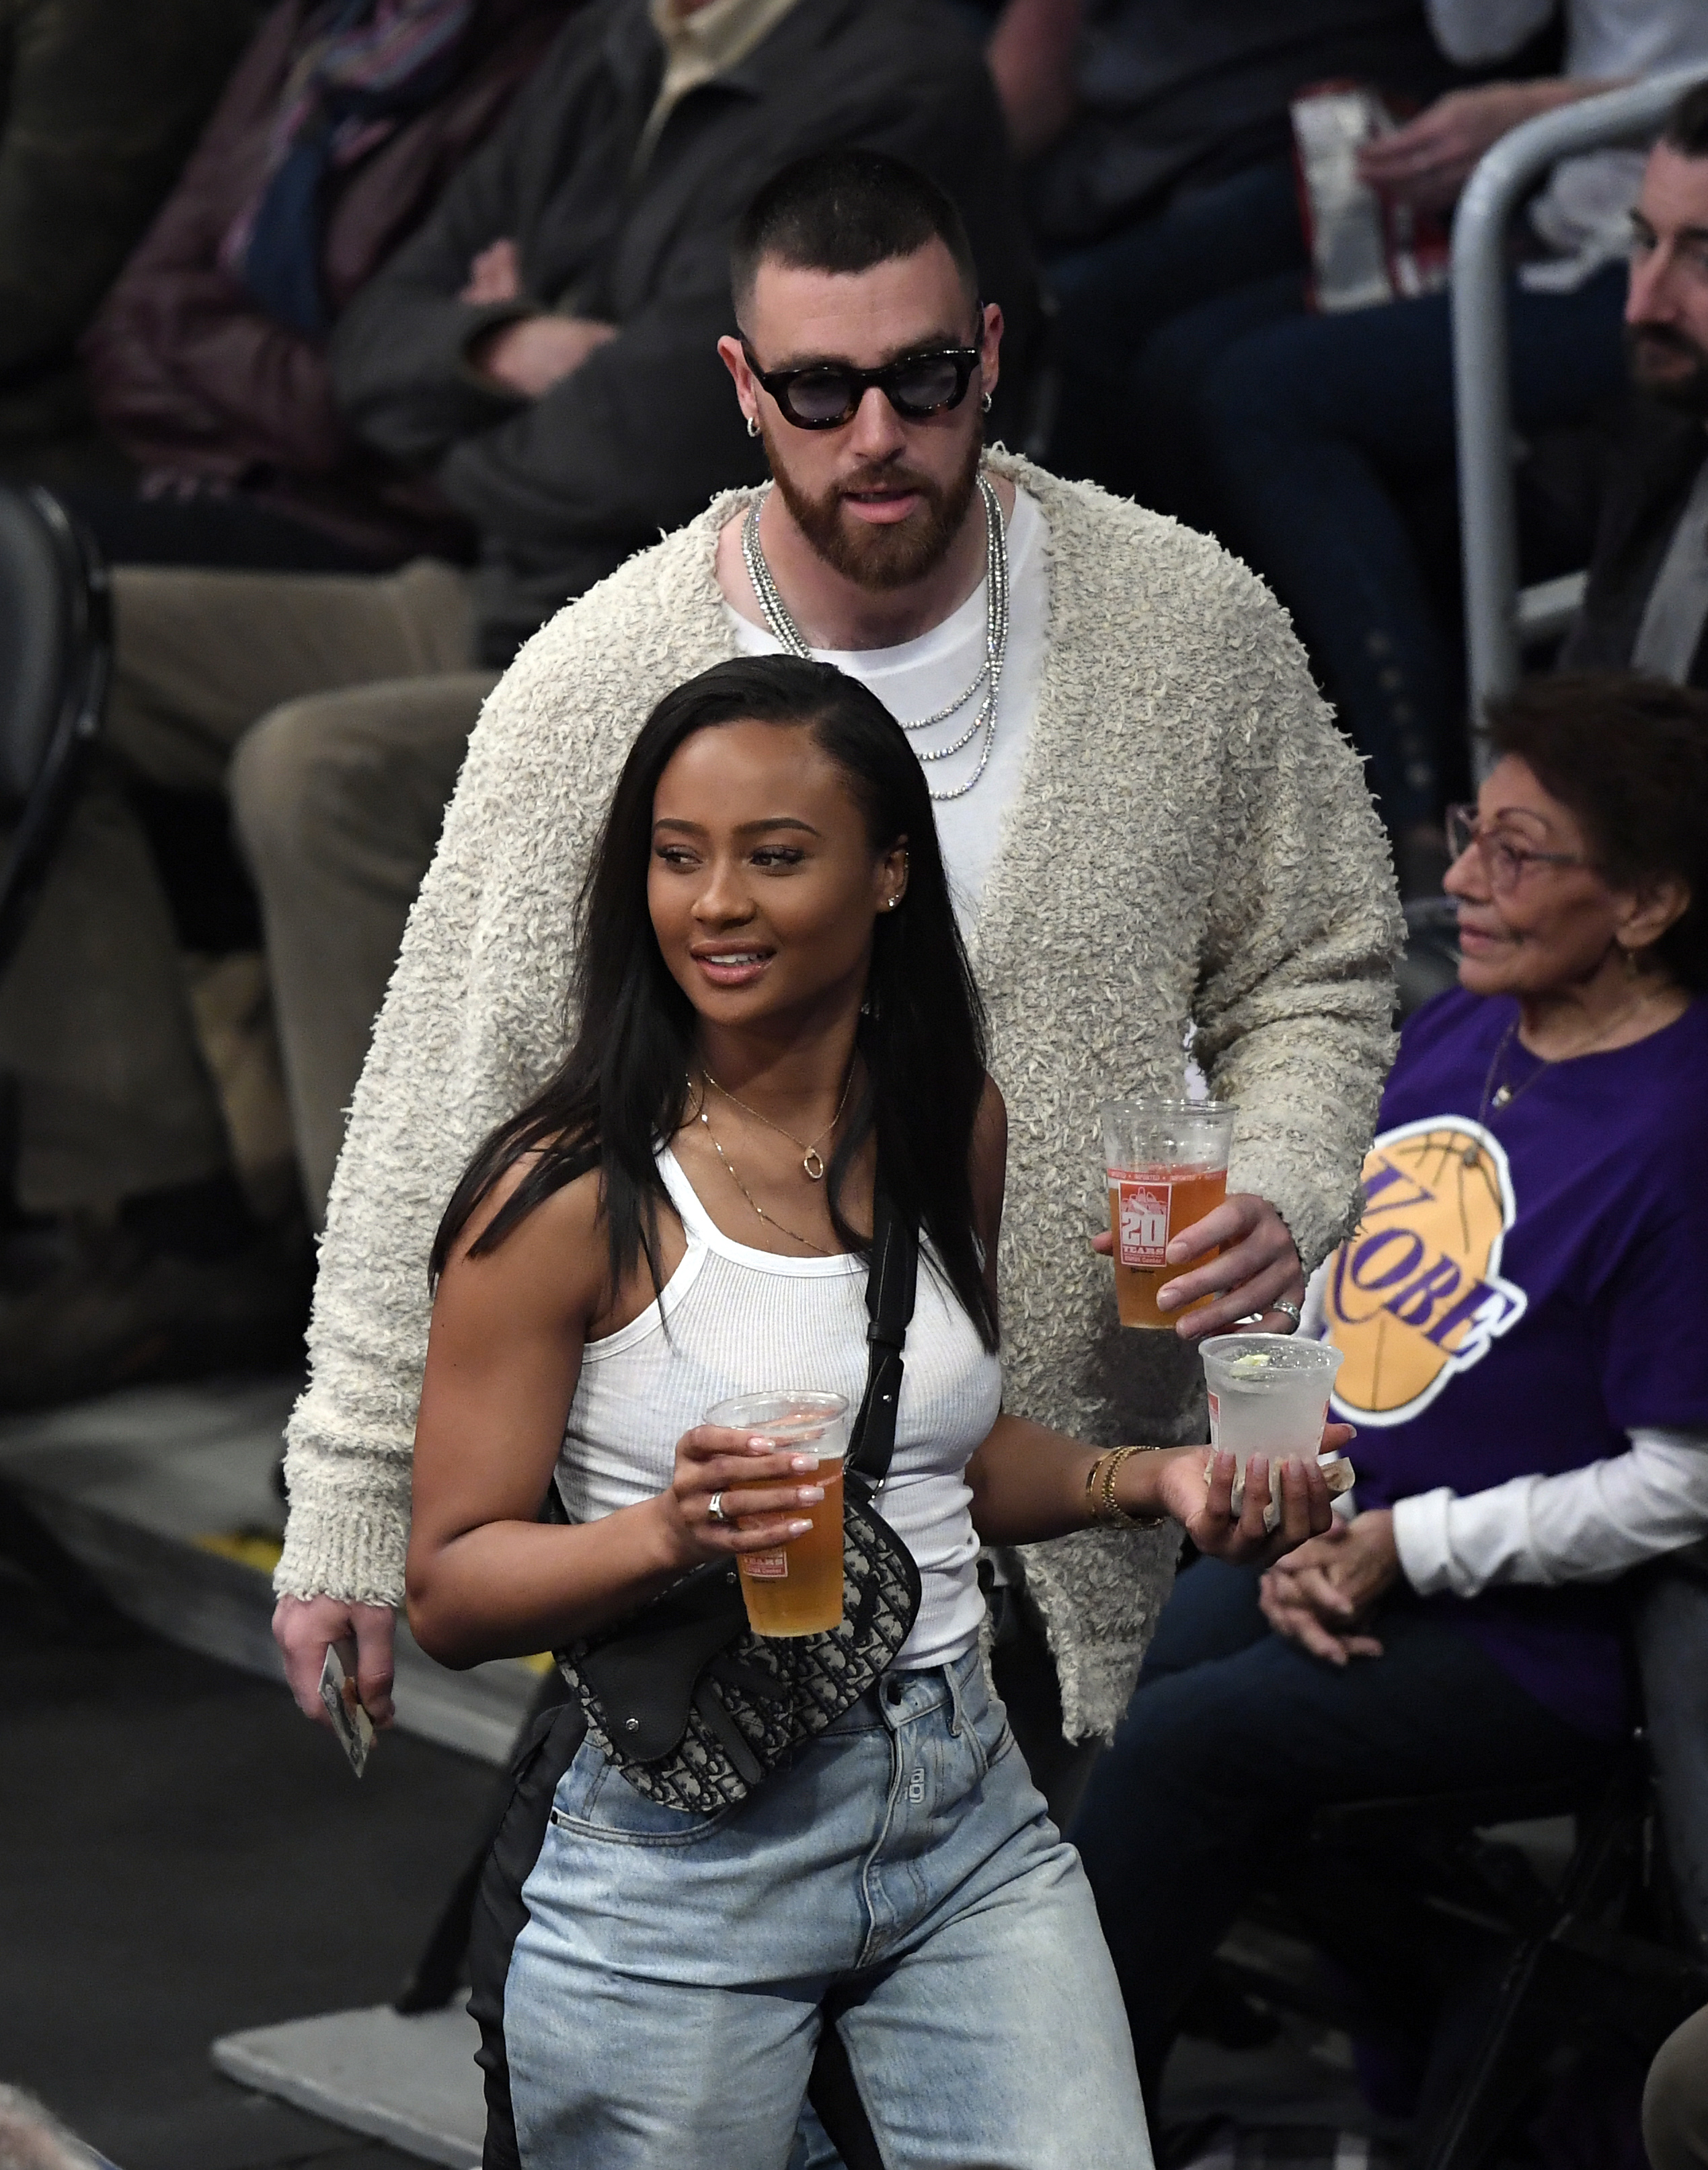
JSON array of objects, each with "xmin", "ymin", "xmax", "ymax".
[
  {"xmin": 1128, "ymin": 1428, "xmax": 1349, "ymax": 1566},
  {"xmin": 1090, "ymin": 1189, "xmax": 1307, "ymax": 1338},
  {"xmin": 655, "ymin": 1424, "xmax": 826, "ymax": 1570}
]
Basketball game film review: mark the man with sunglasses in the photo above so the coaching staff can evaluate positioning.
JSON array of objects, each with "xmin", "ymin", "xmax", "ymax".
[{"xmin": 274, "ymin": 149, "xmax": 1403, "ymax": 1836}]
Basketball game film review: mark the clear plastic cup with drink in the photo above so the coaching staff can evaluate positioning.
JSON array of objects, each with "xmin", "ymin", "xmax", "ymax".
[
  {"xmin": 1198, "ymin": 1332, "xmax": 1350, "ymax": 1514},
  {"xmin": 704, "ymin": 1389, "xmax": 850, "ymax": 1637},
  {"xmin": 1101, "ymin": 1099, "xmax": 1236, "ymax": 1329}
]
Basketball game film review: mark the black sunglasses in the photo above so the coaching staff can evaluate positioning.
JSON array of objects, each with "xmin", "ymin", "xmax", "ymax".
[{"xmin": 739, "ymin": 336, "xmax": 982, "ymax": 430}]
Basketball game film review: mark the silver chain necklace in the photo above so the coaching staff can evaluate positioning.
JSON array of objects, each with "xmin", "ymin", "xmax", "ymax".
[{"xmin": 740, "ymin": 470, "xmax": 1009, "ymax": 802}]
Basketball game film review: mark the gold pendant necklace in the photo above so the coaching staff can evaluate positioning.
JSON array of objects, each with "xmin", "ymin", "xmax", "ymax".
[
  {"xmin": 694, "ymin": 1097, "xmax": 831, "ymax": 1255},
  {"xmin": 701, "ymin": 1063, "xmax": 853, "ymax": 1182}
]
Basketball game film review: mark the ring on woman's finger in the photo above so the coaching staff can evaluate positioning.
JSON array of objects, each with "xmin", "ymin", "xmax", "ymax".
[
  {"xmin": 706, "ymin": 1491, "xmax": 729, "ymax": 1526},
  {"xmin": 1272, "ymin": 1298, "xmax": 1302, "ymax": 1330}
]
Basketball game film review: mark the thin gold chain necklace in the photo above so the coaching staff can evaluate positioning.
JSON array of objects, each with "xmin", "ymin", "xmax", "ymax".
[
  {"xmin": 701, "ymin": 1064, "xmax": 853, "ymax": 1181},
  {"xmin": 693, "ymin": 1093, "xmax": 832, "ymax": 1255},
  {"xmin": 1465, "ymin": 987, "xmax": 1668, "ymax": 1165}
]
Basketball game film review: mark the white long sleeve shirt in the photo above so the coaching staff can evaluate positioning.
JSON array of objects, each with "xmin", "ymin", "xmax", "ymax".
[
  {"xmin": 1389, "ymin": 1428, "xmax": 1708, "ymax": 1596},
  {"xmin": 1300, "ymin": 1260, "xmax": 1708, "ymax": 1594}
]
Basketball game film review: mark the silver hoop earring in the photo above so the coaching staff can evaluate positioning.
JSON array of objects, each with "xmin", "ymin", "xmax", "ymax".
[
  {"xmin": 746, "ymin": 415, "xmax": 760, "ymax": 438},
  {"xmin": 980, "ymin": 392, "xmax": 993, "ymax": 414}
]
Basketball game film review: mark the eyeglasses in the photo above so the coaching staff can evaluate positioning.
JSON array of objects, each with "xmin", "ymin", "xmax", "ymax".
[
  {"xmin": 739, "ymin": 336, "xmax": 982, "ymax": 429},
  {"xmin": 1444, "ymin": 804, "xmax": 1594, "ymax": 894}
]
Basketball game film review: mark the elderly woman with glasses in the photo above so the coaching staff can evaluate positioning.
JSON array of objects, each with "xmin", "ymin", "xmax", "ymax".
[{"xmin": 1071, "ymin": 671, "xmax": 1708, "ymax": 2111}]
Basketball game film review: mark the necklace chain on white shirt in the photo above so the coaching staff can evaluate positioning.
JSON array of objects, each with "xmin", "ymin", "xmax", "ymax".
[
  {"xmin": 740, "ymin": 470, "xmax": 1010, "ymax": 802},
  {"xmin": 726, "ymin": 486, "xmax": 1048, "ymax": 931}
]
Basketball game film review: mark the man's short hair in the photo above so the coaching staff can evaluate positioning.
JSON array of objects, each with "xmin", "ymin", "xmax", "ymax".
[
  {"xmin": 731, "ymin": 149, "xmax": 978, "ymax": 321},
  {"xmin": 1662, "ymin": 80, "xmax": 1708, "ymax": 159}
]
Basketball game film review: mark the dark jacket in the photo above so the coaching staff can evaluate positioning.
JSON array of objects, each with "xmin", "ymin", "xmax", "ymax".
[
  {"xmin": 0, "ymin": 0, "xmax": 262, "ymax": 442},
  {"xmin": 330, "ymin": 0, "xmax": 1039, "ymax": 662},
  {"xmin": 81, "ymin": 0, "xmax": 568, "ymax": 562},
  {"xmin": 1561, "ymin": 400, "xmax": 1708, "ymax": 691}
]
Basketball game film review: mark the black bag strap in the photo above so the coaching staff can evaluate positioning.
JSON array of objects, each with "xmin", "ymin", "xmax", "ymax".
[{"xmin": 846, "ymin": 1191, "xmax": 919, "ymax": 1491}]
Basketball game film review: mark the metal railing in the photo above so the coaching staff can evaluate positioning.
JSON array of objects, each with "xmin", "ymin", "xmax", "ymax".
[{"xmin": 1452, "ymin": 65, "xmax": 1708, "ymax": 773}]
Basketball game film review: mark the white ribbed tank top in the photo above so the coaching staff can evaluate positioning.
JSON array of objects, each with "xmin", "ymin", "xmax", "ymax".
[{"xmin": 555, "ymin": 1149, "xmax": 1003, "ymax": 1669}]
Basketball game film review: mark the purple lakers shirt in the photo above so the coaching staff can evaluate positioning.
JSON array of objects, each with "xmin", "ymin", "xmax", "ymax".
[{"xmin": 1319, "ymin": 988, "xmax": 1708, "ymax": 1739}]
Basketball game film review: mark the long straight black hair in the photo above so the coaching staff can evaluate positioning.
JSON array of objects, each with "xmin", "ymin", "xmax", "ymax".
[{"xmin": 430, "ymin": 655, "xmax": 997, "ymax": 1349}]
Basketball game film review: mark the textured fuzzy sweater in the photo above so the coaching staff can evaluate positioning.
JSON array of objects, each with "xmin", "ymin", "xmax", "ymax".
[{"xmin": 276, "ymin": 453, "xmax": 1403, "ymax": 1741}]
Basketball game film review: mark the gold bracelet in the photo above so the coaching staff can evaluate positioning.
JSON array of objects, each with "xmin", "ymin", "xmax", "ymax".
[{"xmin": 1085, "ymin": 1445, "xmax": 1165, "ymax": 1530}]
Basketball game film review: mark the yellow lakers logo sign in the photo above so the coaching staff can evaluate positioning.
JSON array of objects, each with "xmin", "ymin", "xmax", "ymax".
[{"xmin": 1323, "ymin": 1116, "xmax": 1527, "ymax": 1426}]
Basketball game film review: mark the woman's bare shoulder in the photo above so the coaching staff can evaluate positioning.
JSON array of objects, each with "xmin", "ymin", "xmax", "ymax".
[{"xmin": 440, "ymin": 1151, "xmax": 607, "ymax": 1324}]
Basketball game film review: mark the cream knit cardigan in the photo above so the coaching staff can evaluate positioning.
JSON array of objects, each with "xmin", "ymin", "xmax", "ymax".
[{"xmin": 276, "ymin": 454, "xmax": 1403, "ymax": 1741}]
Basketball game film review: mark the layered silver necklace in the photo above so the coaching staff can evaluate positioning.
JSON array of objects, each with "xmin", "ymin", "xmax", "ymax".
[{"xmin": 740, "ymin": 469, "xmax": 1009, "ymax": 802}]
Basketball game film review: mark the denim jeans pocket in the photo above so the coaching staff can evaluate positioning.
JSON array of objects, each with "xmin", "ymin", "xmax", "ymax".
[
  {"xmin": 955, "ymin": 1656, "xmax": 1017, "ymax": 1783},
  {"xmin": 549, "ymin": 1738, "xmax": 738, "ymax": 1848}
]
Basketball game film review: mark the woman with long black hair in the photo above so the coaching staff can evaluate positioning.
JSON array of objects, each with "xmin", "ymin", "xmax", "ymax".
[{"xmin": 406, "ymin": 654, "xmax": 1337, "ymax": 2170}]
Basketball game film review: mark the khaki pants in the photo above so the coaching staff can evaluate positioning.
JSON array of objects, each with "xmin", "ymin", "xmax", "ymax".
[{"xmin": 0, "ymin": 558, "xmax": 497, "ymax": 1222}]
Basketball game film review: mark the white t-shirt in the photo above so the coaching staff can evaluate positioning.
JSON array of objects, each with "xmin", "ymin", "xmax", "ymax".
[{"xmin": 726, "ymin": 486, "xmax": 1049, "ymax": 933}]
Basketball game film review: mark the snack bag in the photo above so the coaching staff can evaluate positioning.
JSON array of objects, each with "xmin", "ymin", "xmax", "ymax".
[{"xmin": 1292, "ymin": 81, "xmax": 1450, "ymax": 314}]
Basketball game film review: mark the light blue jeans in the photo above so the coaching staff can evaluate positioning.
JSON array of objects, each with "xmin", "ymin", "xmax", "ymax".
[{"xmin": 505, "ymin": 1644, "xmax": 1150, "ymax": 2169}]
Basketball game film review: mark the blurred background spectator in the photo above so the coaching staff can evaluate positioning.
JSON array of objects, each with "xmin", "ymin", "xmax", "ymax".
[
  {"xmin": 988, "ymin": 0, "xmax": 1470, "ymax": 492},
  {"xmin": 0, "ymin": 0, "xmax": 1035, "ymax": 1409},
  {"xmin": 1565, "ymin": 82, "xmax": 1708, "ymax": 690},
  {"xmin": 1098, "ymin": 0, "xmax": 1708, "ymax": 898},
  {"xmin": 0, "ymin": 0, "xmax": 262, "ymax": 469},
  {"xmin": 72, "ymin": 0, "xmax": 570, "ymax": 574}
]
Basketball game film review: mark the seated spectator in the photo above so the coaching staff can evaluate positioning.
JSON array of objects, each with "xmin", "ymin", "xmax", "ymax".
[
  {"xmin": 1565, "ymin": 83, "xmax": 1708, "ymax": 689},
  {"xmin": 1071, "ymin": 672, "xmax": 1708, "ymax": 2110},
  {"xmin": 0, "ymin": 0, "xmax": 1034, "ymax": 1407},
  {"xmin": 1127, "ymin": 4, "xmax": 1708, "ymax": 898},
  {"xmin": 986, "ymin": 0, "xmax": 1468, "ymax": 495},
  {"xmin": 0, "ymin": 0, "xmax": 257, "ymax": 460},
  {"xmin": 72, "ymin": 0, "xmax": 568, "ymax": 574}
]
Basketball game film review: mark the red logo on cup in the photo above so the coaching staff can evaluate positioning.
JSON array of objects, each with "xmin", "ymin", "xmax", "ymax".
[
  {"xmin": 1116, "ymin": 1180, "xmax": 1171, "ymax": 1268},
  {"xmin": 743, "ymin": 1551, "xmax": 788, "ymax": 1580}
]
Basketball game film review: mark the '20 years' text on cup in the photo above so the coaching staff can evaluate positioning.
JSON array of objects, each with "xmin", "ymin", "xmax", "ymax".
[{"xmin": 1101, "ymin": 1099, "xmax": 1236, "ymax": 1330}]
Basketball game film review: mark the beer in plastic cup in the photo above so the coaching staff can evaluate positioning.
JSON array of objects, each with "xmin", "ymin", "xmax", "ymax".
[
  {"xmin": 1101, "ymin": 1099, "xmax": 1236, "ymax": 1329},
  {"xmin": 1198, "ymin": 1333, "xmax": 1346, "ymax": 1492},
  {"xmin": 705, "ymin": 1389, "xmax": 850, "ymax": 1637}
]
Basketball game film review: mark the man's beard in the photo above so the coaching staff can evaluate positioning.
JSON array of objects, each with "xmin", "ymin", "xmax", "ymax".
[
  {"xmin": 1626, "ymin": 321, "xmax": 1708, "ymax": 417},
  {"xmin": 764, "ymin": 424, "xmax": 984, "ymax": 592}
]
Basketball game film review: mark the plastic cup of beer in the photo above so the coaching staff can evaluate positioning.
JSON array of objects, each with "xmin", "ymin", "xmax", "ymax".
[
  {"xmin": 1198, "ymin": 1333, "xmax": 1346, "ymax": 1491},
  {"xmin": 1102, "ymin": 1099, "xmax": 1236, "ymax": 1329},
  {"xmin": 705, "ymin": 1389, "xmax": 850, "ymax": 1637}
]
